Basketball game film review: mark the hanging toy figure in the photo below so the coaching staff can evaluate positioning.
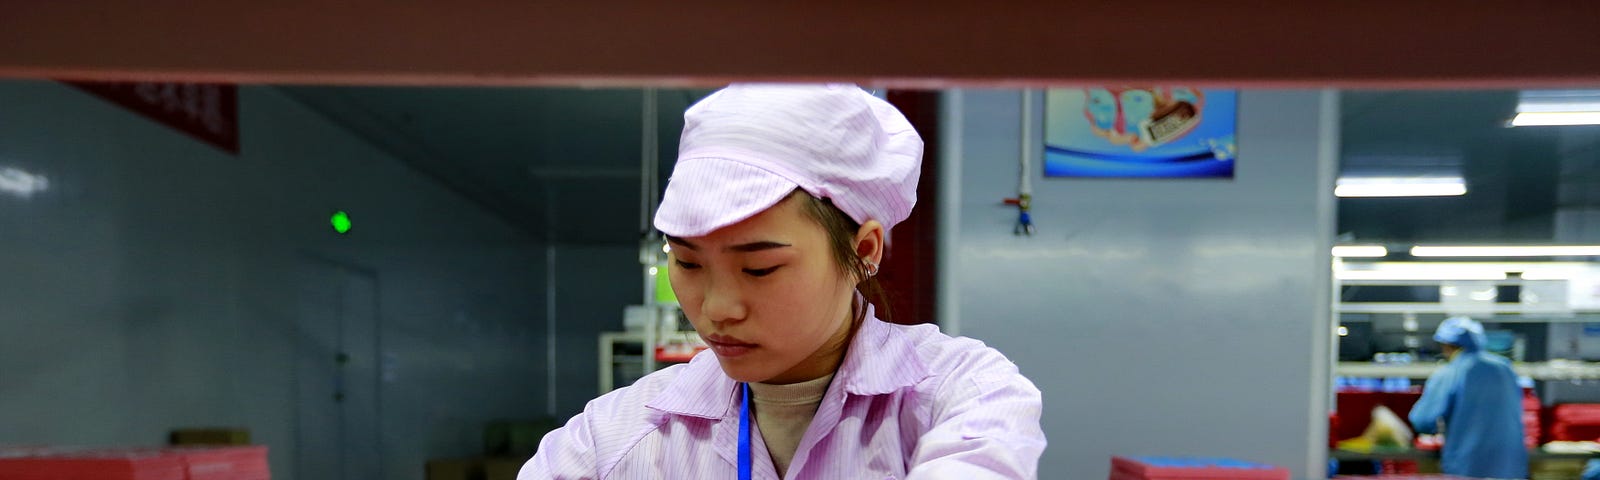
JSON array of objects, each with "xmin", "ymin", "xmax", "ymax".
[{"xmin": 1006, "ymin": 194, "xmax": 1035, "ymax": 236}]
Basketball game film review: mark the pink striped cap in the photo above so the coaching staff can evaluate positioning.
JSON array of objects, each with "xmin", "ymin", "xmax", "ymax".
[{"xmin": 654, "ymin": 84, "xmax": 923, "ymax": 238}]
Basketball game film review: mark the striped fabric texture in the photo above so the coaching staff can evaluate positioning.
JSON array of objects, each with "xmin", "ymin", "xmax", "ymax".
[
  {"xmin": 519, "ymin": 308, "xmax": 1046, "ymax": 479},
  {"xmin": 654, "ymin": 83, "xmax": 923, "ymax": 238}
]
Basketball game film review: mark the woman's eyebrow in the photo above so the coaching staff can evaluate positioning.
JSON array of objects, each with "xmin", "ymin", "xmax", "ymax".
[
  {"xmin": 665, "ymin": 235, "xmax": 789, "ymax": 253},
  {"xmin": 664, "ymin": 235, "xmax": 698, "ymax": 251},
  {"xmin": 726, "ymin": 241, "xmax": 791, "ymax": 253}
]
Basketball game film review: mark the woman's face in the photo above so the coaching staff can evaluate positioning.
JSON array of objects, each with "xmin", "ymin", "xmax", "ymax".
[{"xmin": 666, "ymin": 193, "xmax": 861, "ymax": 384}]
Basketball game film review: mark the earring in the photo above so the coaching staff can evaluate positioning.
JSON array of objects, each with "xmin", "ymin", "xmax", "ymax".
[{"xmin": 864, "ymin": 261, "xmax": 879, "ymax": 277}]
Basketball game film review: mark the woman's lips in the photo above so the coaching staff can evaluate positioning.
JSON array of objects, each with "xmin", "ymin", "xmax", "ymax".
[{"xmin": 704, "ymin": 334, "xmax": 757, "ymax": 358}]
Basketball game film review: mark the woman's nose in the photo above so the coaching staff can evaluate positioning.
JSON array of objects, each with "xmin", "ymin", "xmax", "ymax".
[{"xmin": 700, "ymin": 277, "xmax": 747, "ymax": 324}]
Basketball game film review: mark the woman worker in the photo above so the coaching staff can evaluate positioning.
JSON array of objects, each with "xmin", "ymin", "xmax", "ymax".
[
  {"xmin": 1409, "ymin": 316, "xmax": 1527, "ymax": 479},
  {"xmin": 520, "ymin": 84, "xmax": 1046, "ymax": 479}
]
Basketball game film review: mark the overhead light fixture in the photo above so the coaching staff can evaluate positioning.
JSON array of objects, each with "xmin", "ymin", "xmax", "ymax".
[
  {"xmin": 1410, "ymin": 245, "xmax": 1600, "ymax": 257},
  {"xmin": 1338, "ymin": 261, "xmax": 1596, "ymax": 281},
  {"xmin": 1333, "ymin": 245, "xmax": 1388, "ymax": 258},
  {"xmin": 1335, "ymin": 176, "xmax": 1467, "ymax": 198},
  {"xmin": 1511, "ymin": 112, "xmax": 1600, "ymax": 127},
  {"xmin": 1338, "ymin": 270, "xmax": 1507, "ymax": 281},
  {"xmin": 0, "ymin": 166, "xmax": 49, "ymax": 198},
  {"xmin": 1337, "ymin": 263, "xmax": 1508, "ymax": 281},
  {"xmin": 1510, "ymin": 90, "xmax": 1600, "ymax": 127}
]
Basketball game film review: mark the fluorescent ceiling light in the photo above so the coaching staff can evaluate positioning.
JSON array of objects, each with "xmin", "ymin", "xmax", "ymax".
[
  {"xmin": 1335, "ymin": 177, "xmax": 1466, "ymax": 198},
  {"xmin": 1338, "ymin": 270, "xmax": 1507, "ymax": 281},
  {"xmin": 1333, "ymin": 245, "xmax": 1388, "ymax": 258},
  {"xmin": 1410, "ymin": 246, "xmax": 1600, "ymax": 257},
  {"xmin": 1510, "ymin": 112, "xmax": 1600, "ymax": 127},
  {"xmin": 1511, "ymin": 90, "xmax": 1600, "ymax": 126},
  {"xmin": 0, "ymin": 166, "xmax": 48, "ymax": 198},
  {"xmin": 1337, "ymin": 264, "xmax": 1508, "ymax": 281},
  {"xmin": 1337, "ymin": 261, "xmax": 1596, "ymax": 281}
]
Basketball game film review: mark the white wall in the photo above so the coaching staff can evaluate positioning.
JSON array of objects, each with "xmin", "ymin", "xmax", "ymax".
[
  {"xmin": 0, "ymin": 80, "xmax": 546, "ymax": 480},
  {"xmin": 943, "ymin": 89, "xmax": 1337, "ymax": 479}
]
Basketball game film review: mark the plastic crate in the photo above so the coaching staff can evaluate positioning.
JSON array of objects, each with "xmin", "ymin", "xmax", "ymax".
[
  {"xmin": 0, "ymin": 448, "xmax": 185, "ymax": 480},
  {"xmin": 1110, "ymin": 456, "xmax": 1289, "ymax": 480},
  {"xmin": 0, "ymin": 446, "xmax": 268, "ymax": 480},
  {"xmin": 1331, "ymin": 473, "xmax": 1478, "ymax": 476},
  {"xmin": 1551, "ymin": 423, "xmax": 1600, "ymax": 442},
  {"xmin": 172, "ymin": 446, "xmax": 269, "ymax": 480},
  {"xmin": 1552, "ymin": 404, "xmax": 1600, "ymax": 424}
]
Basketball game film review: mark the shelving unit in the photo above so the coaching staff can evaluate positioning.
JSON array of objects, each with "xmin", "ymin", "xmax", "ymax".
[
  {"xmin": 1337, "ymin": 361, "xmax": 1600, "ymax": 380},
  {"xmin": 1333, "ymin": 260, "xmax": 1600, "ymax": 390},
  {"xmin": 1338, "ymin": 304, "xmax": 1600, "ymax": 317},
  {"xmin": 597, "ymin": 286, "xmax": 705, "ymax": 393},
  {"xmin": 597, "ymin": 309, "xmax": 703, "ymax": 394},
  {"xmin": 1335, "ymin": 272, "xmax": 1600, "ymax": 319},
  {"xmin": 598, "ymin": 331, "xmax": 649, "ymax": 395}
]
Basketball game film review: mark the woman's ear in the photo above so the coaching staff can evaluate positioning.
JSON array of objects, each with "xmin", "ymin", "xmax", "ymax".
[{"xmin": 853, "ymin": 220, "xmax": 885, "ymax": 267}]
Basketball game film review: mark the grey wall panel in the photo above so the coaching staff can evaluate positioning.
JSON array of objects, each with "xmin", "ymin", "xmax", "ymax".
[
  {"xmin": 946, "ymin": 89, "xmax": 1336, "ymax": 479},
  {"xmin": 0, "ymin": 80, "xmax": 545, "ymax": 480}
]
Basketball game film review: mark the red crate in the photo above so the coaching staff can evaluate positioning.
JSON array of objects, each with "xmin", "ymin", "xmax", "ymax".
[
  {"xmin": 0, "ymin": 446, "xmax": 269, "ymax": 480},
  {"xmin": 1551, "ymin": 404, "xmax": 1600, "ymax": 424},
  {"xmin": 1331, "ymin": 473, "xmax": 1478, "ymax": 476},
  {"xmin": 0, "ymin": 448, "xmax": 185, "ymax": 480},
  {"xmin": 1551, "ymin": 423, "xmax": 1600, "ymax": 442},
  {"xmin": 172, "ymin": 446, "xmax": 270, "ymax": 480},
  {"xmin": 1334, "ymin": 390, "xmax": 1424, "ymax": 442}
]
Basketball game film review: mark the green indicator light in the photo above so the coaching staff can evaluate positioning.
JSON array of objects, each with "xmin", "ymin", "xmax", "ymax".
[{"xmin": 330, "ymin": 211, "xmax": 352, "ymax": 234}]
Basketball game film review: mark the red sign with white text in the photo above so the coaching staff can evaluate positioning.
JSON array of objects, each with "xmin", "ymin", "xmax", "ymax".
[{"xmin": 67, "ymin": 81, "xmax": 239, "ymax": 154}]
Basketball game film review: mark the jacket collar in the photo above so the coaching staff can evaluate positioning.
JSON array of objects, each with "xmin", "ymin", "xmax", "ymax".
[{"xmin": 836, "ymin": 303, "xmax": 931, "ymax": 396}]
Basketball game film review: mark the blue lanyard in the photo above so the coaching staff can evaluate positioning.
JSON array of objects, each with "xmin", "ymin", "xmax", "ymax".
[{"xmin": 738, "ymin": 382, "xmax": 752, "ymax": 480}]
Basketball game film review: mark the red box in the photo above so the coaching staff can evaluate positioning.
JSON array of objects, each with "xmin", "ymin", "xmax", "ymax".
[
  {"xmin": 1110, "ymin": 456, "xmax": 1289, "ymax": 480},
  {"xmin": 0, "ymin": 446, "xmax": 269, "ymax": 480},
  {"xmin": 1331, "ymin": 473, "xmax": 1478, "ymax": 476},
  {"xmin": 1334, "ymin": 390, "xmax": 1423, "ymax": 441},
  {"xmin": 172, "ymin": 446, "xmax": 270, "ymax": 480}
]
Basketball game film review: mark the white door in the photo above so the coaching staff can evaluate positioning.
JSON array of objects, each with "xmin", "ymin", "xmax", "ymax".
[{"xmin": 296, "ymin": 259, "xmax": 381, "ymax": 480}]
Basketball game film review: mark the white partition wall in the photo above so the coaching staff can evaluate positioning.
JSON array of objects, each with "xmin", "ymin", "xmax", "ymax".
[{"xmin": 942, "ymin": 89, "xmax": 1338, "ymax": 479}]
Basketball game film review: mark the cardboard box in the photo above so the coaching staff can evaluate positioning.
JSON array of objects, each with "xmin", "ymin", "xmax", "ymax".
[
  {"xmin": 170, "ymin": 428, "xmax": 251, "ymax": 446},
  {"xmin": 426, "ymin": 458, "xmax": 484, "ymax": 480},
  {"xmin": 484, "ymin": 457, "xmax": 526, "ymax": 480}
]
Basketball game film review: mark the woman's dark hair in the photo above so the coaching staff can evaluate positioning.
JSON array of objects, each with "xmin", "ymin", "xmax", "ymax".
[{"xmin": 795, "ymin": 190, "xmax": 892, "ymax": 327}]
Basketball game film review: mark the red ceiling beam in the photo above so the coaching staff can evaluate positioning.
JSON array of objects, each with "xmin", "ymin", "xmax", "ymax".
[{"xmin": 2, "ymin": 1, "xmax": 1597, "ymax": 88}]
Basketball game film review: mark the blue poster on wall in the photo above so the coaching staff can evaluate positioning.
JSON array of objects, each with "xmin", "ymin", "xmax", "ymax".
[{"xmin": 1043, "ymin": 88, "xmax": 1237, "ymax": 178}]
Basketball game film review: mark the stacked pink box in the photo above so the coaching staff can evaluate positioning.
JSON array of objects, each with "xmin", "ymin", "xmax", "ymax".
[{"xmin": 0, "ymin": 445, "xmax": 268, "ymax": 480}]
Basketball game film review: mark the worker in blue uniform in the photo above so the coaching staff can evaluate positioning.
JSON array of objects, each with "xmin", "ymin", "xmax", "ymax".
[{"xmin": 1409, "ymin": 316, "xmax": 1527, "ymax": 479}]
